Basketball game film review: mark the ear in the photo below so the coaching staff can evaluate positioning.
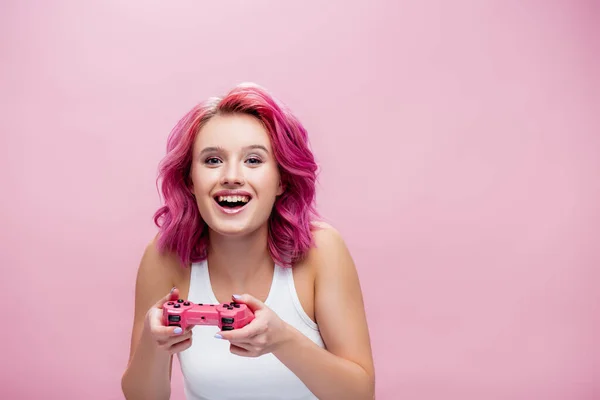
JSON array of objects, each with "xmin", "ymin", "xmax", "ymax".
[
  {"xmin": 276, "ymin": 180, "xmax": 285, "ymax": 196},
  {"xmin": 186, "ymin": 176, "xmax": 195, "ymax": 196}
]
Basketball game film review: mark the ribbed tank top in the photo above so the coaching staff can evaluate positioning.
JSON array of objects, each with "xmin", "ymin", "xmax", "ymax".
[{"xmin": 177, "ymin": 259, "xmax": 325, "ymax": 400}]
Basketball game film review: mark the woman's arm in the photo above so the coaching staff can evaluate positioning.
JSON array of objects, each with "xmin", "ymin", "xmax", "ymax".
[
  {"xmin": 121, "ymin": 239, "xmax": 183, "ymax": 400},
  {"xmin": 219, "ymin": 225, "xmax": 375, "ymax": 399},
  {"xmin": 272, "ymin": 226, "xmax": 375, "ymax": 399}
]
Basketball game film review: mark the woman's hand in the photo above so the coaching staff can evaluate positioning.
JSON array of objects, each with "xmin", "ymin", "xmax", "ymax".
[
  {"xmin": 215, "ymin": 294, "xmax": 292, "ymax": 357},
  {"xmin": 144, "ymin": 287, "xmax": 194, "ymax": 355}
]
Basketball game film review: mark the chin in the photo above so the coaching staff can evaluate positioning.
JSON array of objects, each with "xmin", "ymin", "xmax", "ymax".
[
  {"xmin": 200, "ymin": 212, "xmax": 253, "ymax": 238},
  {"xmin": 210, "ymin": 221, "xmax": 253, "ymax": 237}
]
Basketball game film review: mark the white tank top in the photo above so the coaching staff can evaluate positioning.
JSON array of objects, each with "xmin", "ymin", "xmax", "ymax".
[{"xmin": 177, "ymin": 259, "xmax": 325, "ymax": 400}]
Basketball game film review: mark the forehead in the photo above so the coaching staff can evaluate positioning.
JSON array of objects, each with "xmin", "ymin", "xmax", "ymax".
[{"xmin": 194, "ymin": 113, "xmax": 272, "ymax": 152}]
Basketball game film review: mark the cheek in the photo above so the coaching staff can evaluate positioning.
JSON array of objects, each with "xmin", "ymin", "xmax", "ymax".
[
  {"xmin": 254, "ymin": 173, "xmax": 280, "ymax": 196},
  {"xmin": 191, "ymin": 169, "xmax": 218, "ymax": 193},
  {"xmin": 254, "ymin": 165, "xmax": 281, "ymax": 188}
]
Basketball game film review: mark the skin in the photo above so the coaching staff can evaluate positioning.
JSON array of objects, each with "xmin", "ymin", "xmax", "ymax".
[{"xmin": 121, "ymin": 113, "xmax": 375, "ymax": 400}]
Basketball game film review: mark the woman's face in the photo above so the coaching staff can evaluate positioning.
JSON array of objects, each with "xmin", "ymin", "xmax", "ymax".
[{"xmin": 190, "ymin": 113, "xmax": 283, "ymax": 237}]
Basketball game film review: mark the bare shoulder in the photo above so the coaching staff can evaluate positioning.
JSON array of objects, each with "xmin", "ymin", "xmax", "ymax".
[
  {"xmin": 127, "ymin": 235, "xmax": 185, "ymax": 360},
  {"xmin": 307, "ymin": 220, "xmax": 375, "ymax": 377},
  {"xmin": 312, "ymin": 220, "xmax": 344, "ymax": 244},
  {"xmin": 136, "ymin": 234, "xmax": 184, "ymax": 295},
  {"xmin": 306, "ymin": 220, "xmax": 353, "ymax": 275},
  {"xmin": 289, "ymin": 221, "xmax": 345, "ymax": 321},
  {"xmin": 293, "ymin": 221, "xmax": 345, "ymax": 287}
]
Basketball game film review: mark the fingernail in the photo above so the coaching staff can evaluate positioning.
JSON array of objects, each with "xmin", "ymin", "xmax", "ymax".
[
  {"xmin": 232, "ymin": 294, "xmax": 241, "ymax": 300},
  {"xmin": 170, "ymin": 286, "xmax": 176, "ymax": 293},
  {"xmin": 174, "ymin": 327, "xmax": 182, "ymax": 334},
  {"xmin": 214, "ymin": 333, "xmax": 222, "ymax": 339}
]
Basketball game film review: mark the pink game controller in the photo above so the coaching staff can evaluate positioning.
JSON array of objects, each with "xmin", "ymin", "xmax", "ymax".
[{"xmin": 163, "ymin": 299, "xmax": 255, "ymax": 331}]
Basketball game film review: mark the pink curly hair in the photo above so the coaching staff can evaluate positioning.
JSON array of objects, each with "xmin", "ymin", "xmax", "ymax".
[{"xmin": 153, "ymin": 83, "xmax": 320, "ymax": 268}]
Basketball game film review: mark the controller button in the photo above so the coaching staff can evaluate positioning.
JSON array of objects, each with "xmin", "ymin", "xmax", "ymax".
[
  {"xmin": 167, "ymin": 302, "xmax": 174, "ymax": 305},
  {"xmin": 174, "ymin": 304, "xmax": 181, "ymax": 308},
  {"xmin": 233, "ymin": 304, "xmax": 240, "ymax": 308},
  {"xmin": 168, "ymin": 315, "xmax": 181, "ymax": 322},
  {"xmin": 222, "ymin": 326, "xmax": 234, "ymax": 331},
  {"xmin": 199, "ymin": 303, "xmax": 203, "ymax": 306},
  {"xmin": 221, "ymin": 317, "xmax": 234, "ymax": 324},
  {"xmin": 184, "ymin": 302, "xmax": 190, "ymax": 306},
  {"xmin": 177, "ymin": 299, "xmax": 184, "ymax": 303}
]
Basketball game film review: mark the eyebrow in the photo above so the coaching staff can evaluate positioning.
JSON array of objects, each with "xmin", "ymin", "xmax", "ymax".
[{"xmin": 199, "ymin": 144, "xmax": 270, "ymax": 155}]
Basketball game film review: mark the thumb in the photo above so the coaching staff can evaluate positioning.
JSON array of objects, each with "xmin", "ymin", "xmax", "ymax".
[
  {"xmin": 156, "ymin": 286, "xmax": 180, "ymax": 309},
  {"xmin": 231, "ymin": 293, "xmax": 263, "ymax": 312}
]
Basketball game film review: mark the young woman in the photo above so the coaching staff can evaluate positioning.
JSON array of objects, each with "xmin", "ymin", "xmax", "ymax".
[{"xmin": 121, "ymin": 83, "xmax": 375, "ymax": 400}]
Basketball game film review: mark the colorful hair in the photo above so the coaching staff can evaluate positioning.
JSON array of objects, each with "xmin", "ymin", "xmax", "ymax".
[{"xmin": 153, "ymin": 83, "xmax": 320, "ymax": 268}]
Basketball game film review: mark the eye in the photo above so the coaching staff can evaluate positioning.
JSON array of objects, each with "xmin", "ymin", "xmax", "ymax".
[
  {"xmin": 246, "ymin": 156, "xmax": 263, "ymax": 165},
  {"xmin": 205, "ymin": 157, "xmax": 222, "ymax": 165}
]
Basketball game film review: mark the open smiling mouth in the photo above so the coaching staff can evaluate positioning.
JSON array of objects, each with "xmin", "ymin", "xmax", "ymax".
[{"xmin": 213, "ymin": 195, "xmax": 252, "ymax": 214}]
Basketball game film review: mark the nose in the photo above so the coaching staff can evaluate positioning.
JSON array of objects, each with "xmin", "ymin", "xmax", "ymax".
[{"xmin": 220, "ymin": 162, "xmax": 245, "ymax": 186}]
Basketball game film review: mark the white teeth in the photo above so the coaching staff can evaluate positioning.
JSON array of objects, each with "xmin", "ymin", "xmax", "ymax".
[{"xmin": 217, "ymin": 195, "xmax": 250, "ymax": 203}]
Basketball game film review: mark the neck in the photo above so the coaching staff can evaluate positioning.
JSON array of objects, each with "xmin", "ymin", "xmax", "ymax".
[{"xmin": 206, "ymin": 224, "xmax": 274, "ymax": 287}]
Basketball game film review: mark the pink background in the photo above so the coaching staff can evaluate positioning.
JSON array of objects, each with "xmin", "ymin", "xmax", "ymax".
[{"xmin": 1, "ymin": 1, "xmax": 598, "ymax": 399}]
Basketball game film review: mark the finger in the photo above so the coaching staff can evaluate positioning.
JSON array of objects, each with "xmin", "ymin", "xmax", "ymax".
[
  {"xmin": 229, "ymin": 343, "xmax": 255, "ymax": 357},
  {"xmin": 151, "ymin": 324, "xmax": 182, "ymax": 338},
  {"xmin": 151, "ymin": 316, "xmax": 193, "ymax": 339},
  {"xmin": 158, "ymin": 327, "xmax": 193, "ymax": 347},
  {"xmin": 232, "ymin": 293, "xmax": 264, "ymax": 312},
  {"xmin": 216, "ymin": 323, "xmax": 261, "ymax": 342},
  {"xmin": 159, "ymin": 329, "xmax": 192, "ymax": 347},
  {"xmin": 167, "ymin": 336, "xmax": 193, "ymax": 355},
  {"xmin": 155, "ymin": 287, "xmax": 180, "ymax": 309}
]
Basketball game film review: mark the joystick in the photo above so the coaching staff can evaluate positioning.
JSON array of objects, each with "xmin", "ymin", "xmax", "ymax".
[{"xmin": 162, "ymin": 299, "xmax": 255, "ymax": 331}]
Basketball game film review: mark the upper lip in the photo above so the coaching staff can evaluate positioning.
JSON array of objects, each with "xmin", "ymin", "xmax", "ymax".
[{"xmin": 213, "ymin": 190, "xmax": 252, "ymax": 199}]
